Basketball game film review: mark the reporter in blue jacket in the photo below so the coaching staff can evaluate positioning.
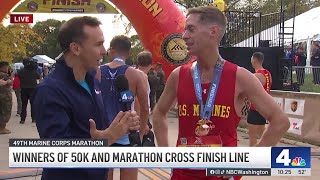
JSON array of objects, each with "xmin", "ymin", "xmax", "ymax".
[{"xmin": 31, "ymin": 16, "xmax": 140, "ymax": 180}]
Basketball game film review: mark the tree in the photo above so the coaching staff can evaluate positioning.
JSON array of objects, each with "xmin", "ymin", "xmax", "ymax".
[
  {"xmin": 128, "ymin": 35, "xmax": 144, "ymax": 65},
  {"xmin": 222, "ymin": 0, "xmax": 320, "ymax": 45},
  {"xmin": 173, "ymin": 0, "xmax": 207, "ymax": 8},
  {"xmin": 174, "ymin": 0, "xmax": 242, "ymax": 9},
  {"xmin": 0, "ymin": 24, "xmax": 42, "ymax": 63},
  {"xmin": 112, "ymin": 0, "xmax": 319, "ymax": 47},
  {"xmin": 112, "ymin": 0, "xmax": 243, "ymax": 35},
  {"xmin": 238, "ymin": 0, "xmax": 320, "ymax": 17},
  {"xmin": 0, "ymin": 25, "xmax": 17, "ymax": 62},
  {"xmin": 112, "ymin": 14, "xmax": 132, "ymax": 35},
  {"xmin": 32, "ymin": 19, "xmax": 65, "ymax": 59},
  {"xmin": 173, "ymin": 0, "xmax": 320, "ymax": 15}
]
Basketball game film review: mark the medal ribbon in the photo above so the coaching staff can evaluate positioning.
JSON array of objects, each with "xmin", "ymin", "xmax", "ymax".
[
  {"xmin": 192, "ymin": 60, "xmax": 224, "ymax": 120},
  {"xmin": 113, "ymin": 58, "xmax": 125, "ymax": 63}
]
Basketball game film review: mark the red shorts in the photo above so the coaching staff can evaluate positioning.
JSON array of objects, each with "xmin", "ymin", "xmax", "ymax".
[{"xmin": 171, "ymin": 169, "xmax": 241, "ymax": 180}]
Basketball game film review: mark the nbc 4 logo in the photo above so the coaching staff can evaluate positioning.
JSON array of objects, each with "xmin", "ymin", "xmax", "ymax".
[
  {"xmin": 276, "ymin": 149, "xmax": 307, "ymax": 167},
  {"xmin": 291, "ymin": 157, "xmax": 306, "ymax": 166}
]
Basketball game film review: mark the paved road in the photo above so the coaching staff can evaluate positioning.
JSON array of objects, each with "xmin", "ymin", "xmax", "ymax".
[{"xmin": 0, "ymin": 94, "xmax": 318, "ymax": 179}]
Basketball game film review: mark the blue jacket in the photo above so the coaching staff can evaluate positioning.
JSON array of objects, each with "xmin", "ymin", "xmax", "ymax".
[{"xmin": 31, "ymin": 58, "xmax": 109, "ymax": 180}]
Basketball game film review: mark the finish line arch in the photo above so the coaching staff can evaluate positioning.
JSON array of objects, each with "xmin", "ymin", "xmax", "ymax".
[{"xmin": 0, "ymin": 0, "xmax": 191, "ymax": 77}]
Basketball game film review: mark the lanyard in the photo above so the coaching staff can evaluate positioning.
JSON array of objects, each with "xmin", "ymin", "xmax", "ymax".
[
  {"xmin": 192, "ymin": 60, "xmax": 224, "ymax": 120},
  {"xmin": 113, "ymin": 58, "xmax": 125, "ymax": 63}
]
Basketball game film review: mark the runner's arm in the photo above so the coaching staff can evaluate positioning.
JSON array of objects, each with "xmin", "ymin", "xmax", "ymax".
[
  {"xmin": 135, "ymin": 72, "xmax": 150, "ymax": 135},
  {"xmin": 153, "ymin": 67, "xmax": 179, "ymax": 147},
  {"xmin": 237, "ymin": 67, "xmax": 290, "ymax": 146}
]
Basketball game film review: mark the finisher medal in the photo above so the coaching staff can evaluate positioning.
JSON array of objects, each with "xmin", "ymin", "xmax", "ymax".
[
  {"xmin": 195, "ymin": 119, "xmax": 215, "ymax": 137},
  {"xmin": 192, "ymin": 59, "xmax": 224, "ymax": 137}
]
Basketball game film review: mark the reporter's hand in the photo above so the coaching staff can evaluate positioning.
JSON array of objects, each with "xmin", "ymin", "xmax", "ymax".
[
  {"xmin": 89, "ymin": 118, "xmax": 103, "ymax": 139},
  {"xmin": 89, "ymin": 111, "xmax": 140, "ymax": 144},
  {"xmin": 108, "ymin": 111, "xmax": 132, "ymax": 138},
  {"xmin": 89, "ymin": 111, "xmax": 128, "ymax": 140}
]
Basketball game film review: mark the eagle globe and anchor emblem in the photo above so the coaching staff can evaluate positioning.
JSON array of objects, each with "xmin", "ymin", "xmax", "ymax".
[{"xmin": 27, "ymin": 1, "xmax": 38, "ymax": 12}]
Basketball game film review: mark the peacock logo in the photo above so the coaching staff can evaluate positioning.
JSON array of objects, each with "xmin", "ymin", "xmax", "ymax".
[{"xmin": 291, "ymin": 157, "xmax": 306, "ymax": 166}]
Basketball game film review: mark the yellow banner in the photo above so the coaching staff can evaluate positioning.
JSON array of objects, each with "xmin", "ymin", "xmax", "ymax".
[
  {"xmin": 209, "ymin": 0, "xmax": 226, "ymax": 12},
  {"xmin": 13, "ymin": 0, "xmax": 118, "ymax": 14}
]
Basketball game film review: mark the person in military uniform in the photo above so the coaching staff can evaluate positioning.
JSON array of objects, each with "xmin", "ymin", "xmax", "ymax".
[
  {"xmin": 0, "ymin": 61, "xmax": 12, "ymax": 134},
  {"xmin": 148, "ymin": 68, "xmax": 159, "ymax": 111},
  {"xmin": 156, "ymin": 62, "xmax": 165, "ymax": 102}
]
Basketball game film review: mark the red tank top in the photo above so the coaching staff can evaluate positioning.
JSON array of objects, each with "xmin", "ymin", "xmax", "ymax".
[
  {"xmin": 12, "ymin": 76, "xmax": 20, "ymax": 90},
  {"xmin": 250, "ymin": 69, "xmax": 271, "ymax": 110},
  {"xmin": 176, "ymin": 61, "xmax": 240, "ymax": 147}
]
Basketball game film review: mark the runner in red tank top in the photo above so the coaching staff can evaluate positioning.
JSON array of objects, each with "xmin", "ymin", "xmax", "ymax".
[
  {"xmin": 152, "ymin": 6, "xmax": 289, "ymax": 180},
  {"xmin": 173, "ymin": 60, "xmax": 241, "ymax": 180},
  {"xmin": 247, "ymin": 52, "xmax": 272, "ymax": 146}
]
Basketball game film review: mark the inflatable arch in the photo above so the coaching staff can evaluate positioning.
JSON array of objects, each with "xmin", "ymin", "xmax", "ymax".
[{"xmin": 0, "ymin": 0, "xmax": 191, "ymax": 77}]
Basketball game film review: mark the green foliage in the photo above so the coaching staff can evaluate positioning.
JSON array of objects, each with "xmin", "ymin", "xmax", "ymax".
[
  {"xmin": 0, "ymin": 24, "xmax": 43, "ymax": 63},
  {"xmin": 129, "ymin": 35, "xmax": 144, "ymax": 65},
  {"xmin": 31, "ymin": 19, "xmax": 64, "ymax": 59},
  {"xmin": 1, "ymin": 0, "xmax": 319, "ymax": 64},
  {"xmin": 232, "ymin": 0, "xmax": 320, "ymax": 16},
  {"xmin": 0, "ymin": 19, "xmax": 64, "ymax": 63},
  {"xmin": 173, "ymin": 0, "xmax": 208, "ymax": 8},
  {"xmin": 174, "ymin": 0, "xmax": 320, "ymax": 15},
  {"xmin": 173, "ymin": 0, "xmax": 242, "ymax": 9},
  {"xmin": 112, "ymin": 14, "xmax": 132, "ymax": 35}
]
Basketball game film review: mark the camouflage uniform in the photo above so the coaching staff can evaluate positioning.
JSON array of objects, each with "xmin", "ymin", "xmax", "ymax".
[
  {"xmin": 148, "ymin": 73, "xmax": 159, "ymax": 111},
  {"xmin": 0, "ymin": 71, "xmax": 12, "ymax": 133},
  {"xmin": 156, "ymin": 69, "xmax": 165, "ymax": 102}
]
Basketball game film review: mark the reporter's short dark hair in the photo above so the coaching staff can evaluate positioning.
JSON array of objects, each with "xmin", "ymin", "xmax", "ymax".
[
  {"xmin": 137, "ymin": 51, "xmax": 152, "ymax": 67},
  {"xmin": 252, "ymin": 52, "xmax": 264, "ymax": 63},
  {"xmin": 109, "ymin": 35, "xmax": 131, "ymax": 54},
  {"xmin": 58, "ymin": 16, "xmax": 102, "ymax": 51}
]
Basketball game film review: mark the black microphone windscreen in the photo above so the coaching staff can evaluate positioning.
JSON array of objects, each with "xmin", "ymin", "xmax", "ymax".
[
  {"xmin": 114, "ymin": 74, "xmax": 141, "ymax": 146},
  {"xmin": 114, "ymin": 74, "xmax": 129, "ymax": 92}
]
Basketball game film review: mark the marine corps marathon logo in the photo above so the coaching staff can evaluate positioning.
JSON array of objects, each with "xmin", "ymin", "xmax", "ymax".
[
  {"xmin": 96, "ymin": 3, "xmax": 106, "ymax": 13},
  {"xmin": 161, "ymin": 34, "xmax": 191, "ymax": 65},
  {"xmin": 27, "ymin": 1, "xmax": 38, "ymax": 12}
]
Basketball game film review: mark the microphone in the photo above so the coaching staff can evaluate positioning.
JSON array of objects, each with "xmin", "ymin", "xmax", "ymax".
[
  {"xmin": 114, "ymin": 75, "xmax": 141, "ymax": 147},
  {"xmin": 114, "ymin": 75, "xmax": 134, "ymax": 111}
]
